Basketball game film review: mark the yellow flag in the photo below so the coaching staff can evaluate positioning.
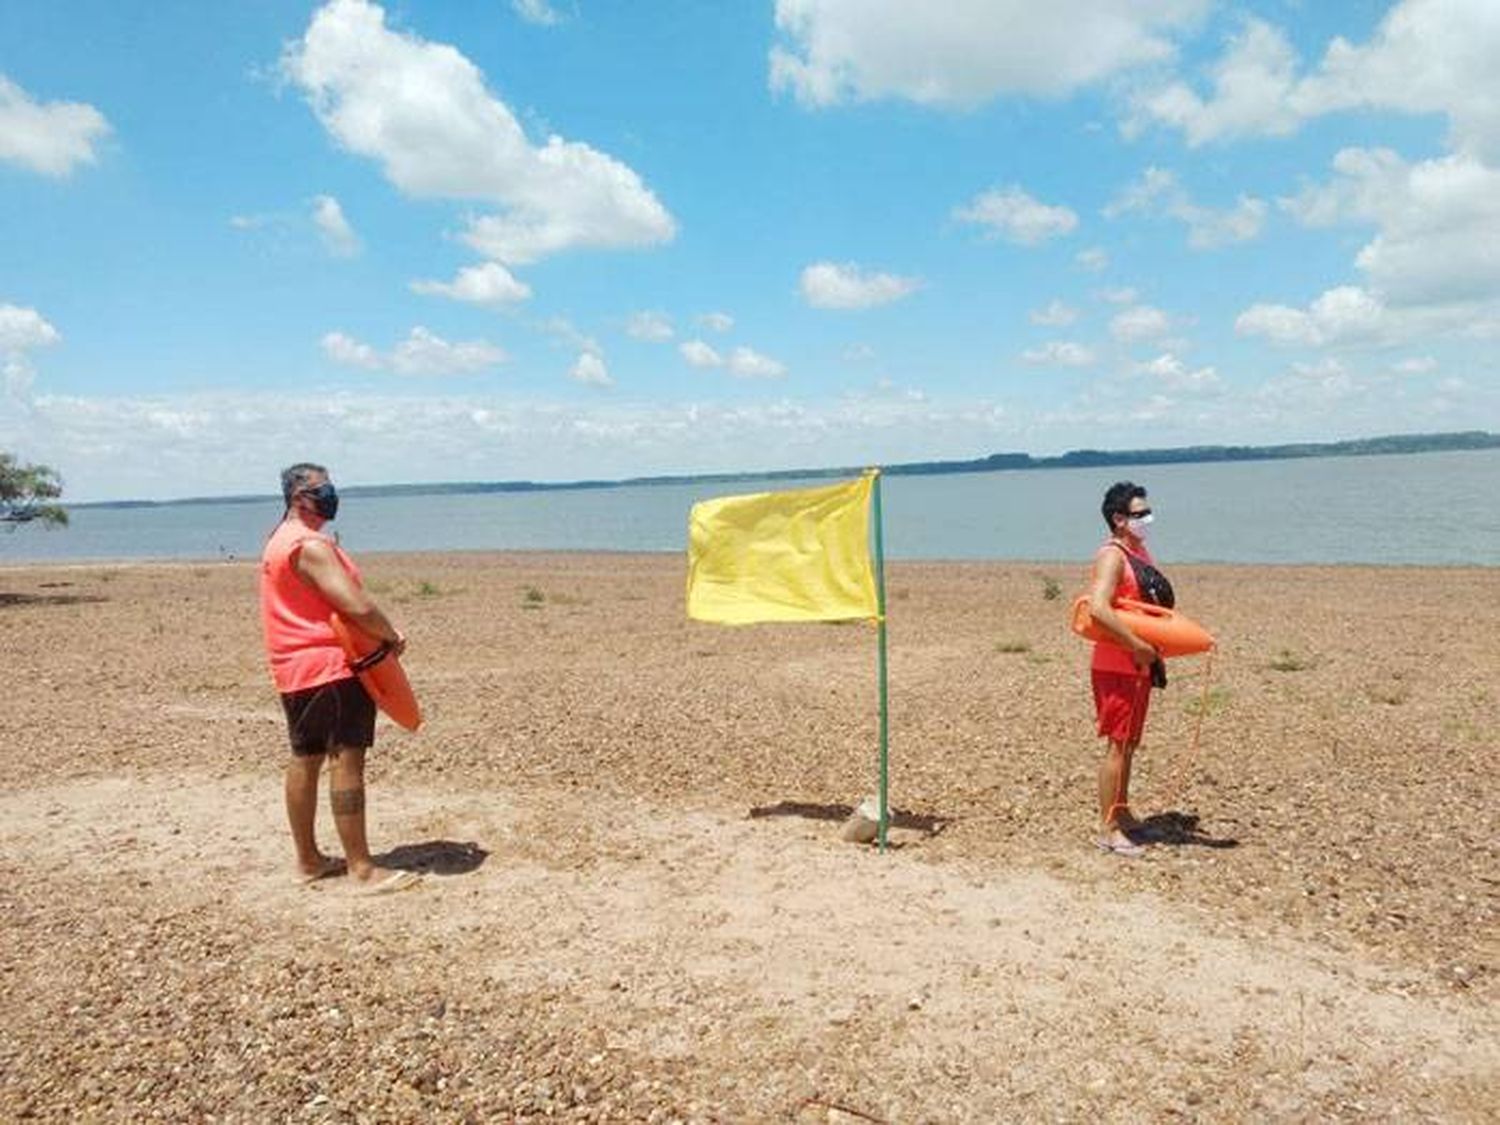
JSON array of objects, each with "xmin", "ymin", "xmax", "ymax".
[{"xmin": 686, "ymin": 475, "xmax": 879, "ymax": 625}]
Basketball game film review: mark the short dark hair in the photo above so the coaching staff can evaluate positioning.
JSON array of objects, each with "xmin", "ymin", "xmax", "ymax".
[
  {"xmin": 1101, "ymin": 480, "xmax": 1146, "ymax": 530},
  {"xmin": 280, "ymin": 462, "xmax": 327, "ymax": 506}
]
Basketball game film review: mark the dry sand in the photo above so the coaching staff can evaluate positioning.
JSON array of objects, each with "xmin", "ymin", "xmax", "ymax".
[{"xmin": 1, "ymin": 551, "xmax": 1496, "ymax": 1122}]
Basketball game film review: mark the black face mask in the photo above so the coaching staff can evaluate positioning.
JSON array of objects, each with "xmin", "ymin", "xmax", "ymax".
[{"xmin": 302, "ymin": 482, "xmax": 339, "ymax": 521}]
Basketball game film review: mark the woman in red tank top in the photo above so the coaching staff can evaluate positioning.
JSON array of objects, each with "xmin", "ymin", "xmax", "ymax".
[{"xmin": 1087, "ymin": 481, "xmax": 1161, "ymax": 858}]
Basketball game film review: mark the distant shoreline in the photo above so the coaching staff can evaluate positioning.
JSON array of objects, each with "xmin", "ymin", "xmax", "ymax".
[{"xmin": 68, "ymin": 429, "xmax": 1499, "ymax": 510}]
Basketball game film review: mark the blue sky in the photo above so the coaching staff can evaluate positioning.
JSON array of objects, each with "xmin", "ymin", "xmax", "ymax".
[{"xmin": 2, "ymin": 0, "xmax": 1498, "ymax": 500}]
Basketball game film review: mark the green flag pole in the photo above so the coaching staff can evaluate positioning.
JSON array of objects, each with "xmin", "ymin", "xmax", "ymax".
[{"xmin": 869, "ymin": 468, "xmax": 890, "ymax": 853}]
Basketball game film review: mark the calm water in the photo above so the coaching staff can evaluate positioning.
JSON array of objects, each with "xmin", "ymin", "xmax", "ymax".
[{"xmin": 4, "ymin": 449, "xmax": 1497, "ymax": 567}]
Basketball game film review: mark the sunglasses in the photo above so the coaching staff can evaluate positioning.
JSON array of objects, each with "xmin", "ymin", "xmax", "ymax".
[{"xmin": 1126, "ymin": 508, "xmax": 1152, "ymax": 519}]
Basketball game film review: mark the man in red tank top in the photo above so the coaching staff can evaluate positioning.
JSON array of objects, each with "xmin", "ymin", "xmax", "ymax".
[
  {"xmin": 1087, "ymin": 481, "xmax": 1161, "ymax": 858},
  {"xmin": 260, "ymin": 462, "xmax": 419, "ymax": 894}
]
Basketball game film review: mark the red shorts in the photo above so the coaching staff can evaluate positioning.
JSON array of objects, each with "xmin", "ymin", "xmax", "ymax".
[{"xmin": 1092, "ymin": 669, "xmax": 1151, "ymax": 744}]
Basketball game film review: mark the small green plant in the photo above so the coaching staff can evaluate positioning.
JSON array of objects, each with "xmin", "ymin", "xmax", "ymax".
[
  {"xmin": 522, "ymin": 585, "xmax": 546, "ymax": 609},
  {"xmin": 1366, "ymin": 680, "xmax": 1412, "ymax": 706},
  {"xmin": 995, "ymin": 639, "xmax": 1032, "ymax": 654},
  {"xmin": 1267, "ymin": 648, "xmax": 1315, "ymax": 672},
  {"xmin": 417, "ymin": 580, "xmax": 441, "ymax": 597},
  {"xmin": 1184, "ymin": 686, "xmax": 1232, "ymax": 717},
  {"xmin": 1040, "ymin": 576, "xmax": 1062, "ymax": 602}
]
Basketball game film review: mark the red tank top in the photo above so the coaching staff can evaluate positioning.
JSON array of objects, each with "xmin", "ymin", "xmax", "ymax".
[
  {"xmin": 1090, "ymin": 539, "xmax": 1154, "ymax": 675},
  {"xmin": 259, "ymin": 519, "xmax": 364, "ymax": 693}
]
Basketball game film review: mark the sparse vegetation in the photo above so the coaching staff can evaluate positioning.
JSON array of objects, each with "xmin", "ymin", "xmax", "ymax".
[
  {"xmin": 1367, "ymin": 678, "xmax": 1413, "ymax": 706},
  {"xmin": 1268, "ymin": 648, "xmax": 1316, "ymax": 672},
  {"xmin": 1184, "ymin": 686, "xmax": 1232, "ymax": 717},
  {"xmin": 522, "ymin": 585, "xmax": 546, "ymax": 609},
  {"xmin": 995, "ymin": 639, "xmax": 1032, "ymax": 654},
  {"xmin": 1040, "ymin": 576, "xmax": 1062, "ymax": 602}
]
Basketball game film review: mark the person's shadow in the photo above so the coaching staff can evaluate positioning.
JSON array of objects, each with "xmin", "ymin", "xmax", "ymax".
[
  {"xmin": 1134, "ymin": 812, "xmax": 1238, "ymax": 849},
  {"xmin": 374, "ymin": 840, "xmax": 489, "ymax": 875}
]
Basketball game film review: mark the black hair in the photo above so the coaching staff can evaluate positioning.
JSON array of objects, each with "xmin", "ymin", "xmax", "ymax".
[
  {"xmin": 1101, "ymin": 480, "xmax": 1146, "ymax": 531},
  {"xmin": 280, "ymin": 462, "xmax": 327, "ymax": 507}
]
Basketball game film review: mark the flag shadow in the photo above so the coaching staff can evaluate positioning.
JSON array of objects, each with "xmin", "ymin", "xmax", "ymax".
[
  {"xmin": 748, "ymin": 800, "xmax": 951, "ymax": 839},
  {"xmin": 373, "ymin": 839, "xmax": 490, "ymax": 876}
]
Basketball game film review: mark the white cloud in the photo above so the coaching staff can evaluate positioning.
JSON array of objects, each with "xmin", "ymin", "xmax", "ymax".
[
  {"xmin": 1393, "ymin": 356, "xmax": 1437, "ymax": 375},
  {"xmin": 0, "ymin": 303, "xmax": 61, "ymax": 397},
  {"xmin": 0, "ymin": 75, "xmax": 110, "ymax": 177},
  {"xmin": 1131, "ymin": 3, "xmax": 1500, "ymax": 159},
  {"xmin": 1282, "ymin": 148, "xmax": 1500, "ymax": 307},
  {"xmin": 569, "ymin": 351, "xmax": 612, "ymax": 387},
  {"xmin": 1134, "ymin": 352, "xmax": 1220, "ymax": 392},
  {"xmin": 1029, "ymin": 300, "xmax": 1079, "ymax": 327},
  {"xmin": 1106, "ymin": 166, "xmax": 1266, "ymax": 249},
  {"xmin": 769, "ymin": 0, "xmax": 1205, "ymax": 108},
  {"xmin": 1097, "ymin": 286, "xmax": 1138, "ymax": 305},
  {"xmin": 953, "ymin": 186, "xmax": 1077, "ymax": 245},
  {"xmin": 799, "ymin": 261, "xmax": 922, "ymax": 309},
  {"xmin": 411, "ymin": 262, "xmax": 533, "ymax": 307},
  {"xmin": 311, "ymin": 194, "xmax": 361, "ymax": 257},
  {"xmin": 1234, "ymin": 286, "xmax": 1389, "ymax": 348},
  {"xmin": 282, "ymin": 0, "xmax": 675, "ymax": 265},
  {"xmin": 1127, "ymin": 18, "xmax": 1303, "ymax": 146},
  {"xmin": 726, "ymin": 347, "xmax": 787, "ymax": 379},
  {"xmin": 512, "ymin": 0, "xmax": 561, "ymax": 26},
  {"xmin": 321, "ymin": 331, "xmax": 382, "ymax": 370},
  {"xmin": 697, "ymin": 311, "xmax": 735, "ymax": 333},
  {"xmin": 625, "ymin": 311, "xmax": 674, "ymax": 342},
  {"xmin": 679, "ymin": 340, "xmax": 723, "ymax": 368},
  {"xmin": 533, "ymin": 315, "xmax": 600, "ymax": 355},
  {"xmin": 1021, "ymin": 341, "xmax": 1096, "ymax": 367},
  {"xmin": 321, "ymin": 326, "xmax": 506, "ymax": 376},
  {"xmin": 1109, "ymin": 304, "xmax": 1171, "ymax": 343},
  {"xmin": 1075, "ymin": 246, "xmax": 1110, "ymax": 272},
  {"xmin": 677, "ymin": 339, "xmax": 785, "ymax": 378}
]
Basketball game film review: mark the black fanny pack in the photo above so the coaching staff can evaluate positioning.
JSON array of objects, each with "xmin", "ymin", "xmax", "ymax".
[{"xmin": 1114, "ymin": 543, "xmax": 1173, "ymax": 686}]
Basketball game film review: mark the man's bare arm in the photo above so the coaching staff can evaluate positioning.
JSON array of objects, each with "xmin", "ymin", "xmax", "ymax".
[{"xmin": 292, "ymin": 539, "xmax": 405, "ymax": 651}]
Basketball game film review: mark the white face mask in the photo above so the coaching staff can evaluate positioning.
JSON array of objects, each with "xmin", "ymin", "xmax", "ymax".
[{"xmin": 1126, "ymin": 513, "xmax": 1153, "ymax": 538}]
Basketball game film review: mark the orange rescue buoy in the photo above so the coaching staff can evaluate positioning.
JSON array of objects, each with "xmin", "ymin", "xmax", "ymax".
[
  {"xmin": 329, "ymin": 613, "xmax": 422, "ymax": 731},
  {"xmin": 1070, "ymin": 596, "xmax": 1215, "ymax": 658}
]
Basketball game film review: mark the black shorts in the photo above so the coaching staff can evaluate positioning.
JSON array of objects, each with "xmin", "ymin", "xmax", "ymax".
[{"xmin": 280, "ymin": 677, "xmax": 376, "ymax": 756}]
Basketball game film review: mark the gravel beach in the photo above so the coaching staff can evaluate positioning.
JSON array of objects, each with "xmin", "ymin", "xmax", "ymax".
[{"xmin": 2, "ymin": 552, "xmax": 1495, "ymax": 1121}]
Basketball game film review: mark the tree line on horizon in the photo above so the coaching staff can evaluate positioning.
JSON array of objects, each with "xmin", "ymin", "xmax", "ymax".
[{"xmin": 26, "ymin": 429, "xmax": 1500, "ymax": 513}]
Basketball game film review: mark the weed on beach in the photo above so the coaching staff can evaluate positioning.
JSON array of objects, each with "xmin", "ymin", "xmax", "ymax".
[
  {"xmin": 1184, "ymin": 686, "xmax": 1232, "ymax": 717},
  {"xmin": 995, "ymin": 639, "xmax": 1032, "ymax": 654},
  {"xmin": 1039, "ymin": 575, "xmax": 1062, "ymax": 601},
  {"xmin": 522, "ymin": 585, "xmax": 546, "ymax": 609},
  {"xmin": 1366, "ymin": 675, "xmax": 1413, "ymax": 706},
  {"xmin": 1267, "ymin": 648, "xmax": 1317, "ymax": 672}
]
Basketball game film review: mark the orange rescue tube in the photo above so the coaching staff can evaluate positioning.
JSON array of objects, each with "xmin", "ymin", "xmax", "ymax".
[
  {"xmin": 329, "ymin": 613, "xmax": 422, "ymax": 731},
  {"xmin": 1070, "ymin": 596, "xmax": 1215, "ymax": 658}
]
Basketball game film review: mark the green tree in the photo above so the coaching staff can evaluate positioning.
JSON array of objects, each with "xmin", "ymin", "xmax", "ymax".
[{"xmin": 1, "ymin": 453, "xmax": 68, "ymax": 527}]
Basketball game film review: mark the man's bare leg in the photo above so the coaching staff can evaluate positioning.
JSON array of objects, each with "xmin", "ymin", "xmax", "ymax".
[
  {"xmin": 1097, "ymin": 740, "xmax": 1144, "ymax": 854},
  {"xmin": 285, "ymin": 753, "xmax": 343, "ymax": 881},
  {"xmin": 327, "ymin": 745, "xmax": 418, "ymax": 892}
]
